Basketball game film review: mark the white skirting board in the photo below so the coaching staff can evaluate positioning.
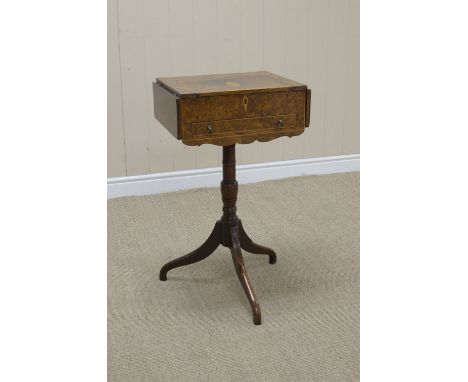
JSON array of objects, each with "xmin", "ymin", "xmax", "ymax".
[{"xmin": 107, "ymin": 154, "xmax": 359, "ymax": 199}]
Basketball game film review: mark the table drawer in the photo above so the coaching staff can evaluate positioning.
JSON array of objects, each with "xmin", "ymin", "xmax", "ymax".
[
  {"xmin": 181, "ymin": 91, "xmax": 302, "ymax": 123},
  {"xmin": 191, "ymin": 114, "xmax": 297, "ymax": 138}
]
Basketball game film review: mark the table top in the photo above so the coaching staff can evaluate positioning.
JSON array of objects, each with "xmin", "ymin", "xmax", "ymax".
[{"xmin": 156, "ymin": 71, "xmax": 306, "ymax": 98}]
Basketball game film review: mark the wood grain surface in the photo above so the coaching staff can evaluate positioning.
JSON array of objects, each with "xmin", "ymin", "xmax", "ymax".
[{"xmin": 157, "ymin": 71, "xmax": 305, "ymax": 98}]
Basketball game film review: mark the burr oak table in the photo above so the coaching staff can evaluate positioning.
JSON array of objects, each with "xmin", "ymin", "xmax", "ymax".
[{"xmin": 153, "ymin": 71, "xmax": 311, "ymax": 325}]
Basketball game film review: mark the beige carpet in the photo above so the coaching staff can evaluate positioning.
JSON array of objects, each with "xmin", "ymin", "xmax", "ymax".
[{"xmin": 108, "ymin": 172, "xmax": 360, "ymax": 382}]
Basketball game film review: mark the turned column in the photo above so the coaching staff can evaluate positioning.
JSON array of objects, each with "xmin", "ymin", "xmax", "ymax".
[{"xmin": 220, "ymin": 144, "xmax": 239, "ymax": 246}]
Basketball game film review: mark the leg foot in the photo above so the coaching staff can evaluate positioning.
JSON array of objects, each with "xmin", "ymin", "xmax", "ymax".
[
  {"xmin": 238, "ymin": 220, "xmax": 277, "ymax": 264},
  {"xmin": 230, "ymin": 224, "xmax": 262, "ymax": 325},
  {"xmin": 160, "ymin": 222, "xmax": 221, "ymax": 281}
]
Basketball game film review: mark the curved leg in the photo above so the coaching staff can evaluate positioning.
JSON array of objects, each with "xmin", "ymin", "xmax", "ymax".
[
  {"xmin": 230, "ymin": 224, "xmax": 262, "ymax": 325},
  {"xmin": 159, "ymin": 222, "xmax": 221, "ymax": 281},
  {"xmin": 238, "ymin": 220, "xmax": 277, "ymax": 264}
]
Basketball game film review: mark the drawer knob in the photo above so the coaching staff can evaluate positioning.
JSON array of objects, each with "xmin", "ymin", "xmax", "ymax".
[
  {"xmin": 277, "ymin": 119, "xmax": 285, "ymax": 128},
  {"xmin": 207, "ymin": 125, "xmax": 213, "ymax": 134}
]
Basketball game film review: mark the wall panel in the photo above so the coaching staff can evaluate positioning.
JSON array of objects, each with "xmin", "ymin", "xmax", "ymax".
[
  {"xmin": 343, "ymin": 0, "xmax": 360, "ymax": 154},
  {"xmin": 118, "ymin": 0, "xmax": 150, "ymax": 175},
  {"xmin": 323, "ymin": 0, "xmax": 348, "ymax": 156},
  {"xmin": 107, "ymin": 0, "xmax": 126, "ymax": 177},
  {"xmin": 304, "ymin": 0, "xmax": 330, "ymax": 158}
]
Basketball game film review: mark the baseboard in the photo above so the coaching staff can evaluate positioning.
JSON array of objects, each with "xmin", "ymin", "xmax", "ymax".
[{"xmin": 107, "ymin": 154, "xmax": 359, "ymax": 199}]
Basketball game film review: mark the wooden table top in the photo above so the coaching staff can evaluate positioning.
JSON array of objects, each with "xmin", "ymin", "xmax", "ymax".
[{"xmin": 156, "ymin": 71, "xmax": 306, "ymax": 98}]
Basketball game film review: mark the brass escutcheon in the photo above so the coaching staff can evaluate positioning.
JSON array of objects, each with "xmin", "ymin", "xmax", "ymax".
[{"xmin": 242, "ymin": 96, "xmax": 248, "ymax": 112}]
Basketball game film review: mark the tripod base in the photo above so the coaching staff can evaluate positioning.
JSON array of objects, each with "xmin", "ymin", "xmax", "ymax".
[
  {"xmin": 160, "ymin": 219, "xmax": 276, "ymax": 325},
  {"xmin": 159, "ymin": 144, "xmax": 276, "ymax": 325}
]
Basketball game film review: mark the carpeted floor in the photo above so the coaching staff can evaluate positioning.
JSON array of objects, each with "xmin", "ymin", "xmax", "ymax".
[{"xmin": 108, "ymin": 172, "xmax": 360, "ymax": 382}]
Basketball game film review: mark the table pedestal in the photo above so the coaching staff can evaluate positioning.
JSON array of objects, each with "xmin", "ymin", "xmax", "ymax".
[{"xmin": 159, "ymin": 144, "xmax": 276, "ymax": 325}]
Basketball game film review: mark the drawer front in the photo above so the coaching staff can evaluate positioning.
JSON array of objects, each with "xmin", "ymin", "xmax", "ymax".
[
  {"xmin": 191, "ymin": 114, "xmax": 297, "ymax": 137},
  {"xmin": 180, "ymin": 90, "xmax": 304, "ymax": 123}
]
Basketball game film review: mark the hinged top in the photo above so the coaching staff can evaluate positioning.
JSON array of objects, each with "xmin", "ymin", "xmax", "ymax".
[{"xmin": 156, "ymin": 71, "xmax": 306, "ymax": 98}]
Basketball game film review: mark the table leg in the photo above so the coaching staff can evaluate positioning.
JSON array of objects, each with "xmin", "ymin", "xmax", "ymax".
[
  {"xmin": 159, "ymin": 221, "xmax": 221, "ymax": 281},
  {"xmin": 238, "ymin": 220, "xmax": 277, "ymax": 264},
  {"xmin": 229, "ymin": 224, "xmax": 262, "ymax": 325}
]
